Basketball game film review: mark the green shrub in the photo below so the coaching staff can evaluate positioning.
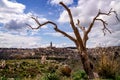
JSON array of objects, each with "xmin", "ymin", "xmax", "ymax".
[
  {"xmin": 45, "ymin": 63, "xmax": 59, "ymax": 74},
  {"xmin": 72, "ymin": 70, "xmax": 88, "ymax": 80},
  {"xmin": 0, "ymin": 76, "xmax": 7, "ymax": 80},
  {"xmin": 115, "ymin": 75, "xmax": 120, "ymax": 80},
  {"xmin": 41, "ymin": 73, "xmax": 60, "ymax": 80}
]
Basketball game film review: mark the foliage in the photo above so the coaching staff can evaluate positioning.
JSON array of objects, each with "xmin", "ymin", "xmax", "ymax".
[
  {"xmin": 115, "ymin": 75, "xmax": 120, "ymax": 80},
  {"xmin": 0, "ymin": 57, "xmax": 120, "ymax": 80},
  {"xmin": 72, "ymin": 70, "xmax": 88, "ymax": 80},
  {"xmin": 0, "ymin": 59, "xmax": 41, "ymax": 78},
  {"xmin": 41, "ymin": 73, "xmax": 60, "ymax": 80},
  {"xmin": 0, "ymin": 76, "xmax": 7, "ymax": 80},
  {"xmin": 46, "ymin": 63, "xmax": 59, "ymax": 73},
  {"xmin": 0, "ymin": 59, "xmax": 61, "ymax": 80}
]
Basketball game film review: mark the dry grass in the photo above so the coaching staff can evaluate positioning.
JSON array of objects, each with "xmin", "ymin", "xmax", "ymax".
[{"xmin": 96, "ymin": 50, "xmax": 120, "ymax": 79}]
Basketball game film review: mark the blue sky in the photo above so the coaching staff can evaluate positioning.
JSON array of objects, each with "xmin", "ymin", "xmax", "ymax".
[
  {"xmin": 16, "ymin": 0, "xmax": 59, "ymax": 18},
  {"xmin": 0, "ymin": 0, "xmax": 120, "ymax": 48}
]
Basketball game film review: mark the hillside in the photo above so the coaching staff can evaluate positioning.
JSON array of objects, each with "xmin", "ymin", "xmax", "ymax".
[{"xmin": 0, "ymin": 46, "xmax": 120, "ymax": 60}]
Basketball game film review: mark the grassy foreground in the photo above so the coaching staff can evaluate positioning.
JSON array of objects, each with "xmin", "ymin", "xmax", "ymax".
[
  {"xmin": 0, "ymin": 56, "xmax": 120, "ymax": 80},
  {"xmin": 0, "ymin": 59, "xmax": 87, "ymax": 80}
]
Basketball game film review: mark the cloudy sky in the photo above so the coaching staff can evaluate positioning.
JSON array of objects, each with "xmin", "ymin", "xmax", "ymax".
[{"xmin": 0, "ymin": 0, "xmax": 120, "ymax": 48}]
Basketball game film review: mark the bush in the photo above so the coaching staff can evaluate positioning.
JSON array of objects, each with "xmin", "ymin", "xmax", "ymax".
[
  {"xmin": 72, "ymin": 70, "xmax": 88, "ymax": 80},
  {"xmin": 96, "ymin": 52, "xmax": 119, "ymax": 79},
  {"xmin": 0, "ymin": 76, "xmax": 7, "ymax": 80},
  {"xmin": 60, "ymin": 65, "xmax": 71, "ymax": 77},
  {"xmin": 41, "ymin": 73, "xmax": 60, "ymax": 80},
  {"xmin": 116, "ymin": 75, "xmax": 120, "ymax": 80},
  {"xmin": 47, "ymin": 63, "xmax": 58, "ymax": 73}
]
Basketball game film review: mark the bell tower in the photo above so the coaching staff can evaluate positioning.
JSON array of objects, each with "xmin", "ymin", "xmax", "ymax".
[{"xmin": 50, "ymin": 42, "xmax": 52, "ymax": 48}]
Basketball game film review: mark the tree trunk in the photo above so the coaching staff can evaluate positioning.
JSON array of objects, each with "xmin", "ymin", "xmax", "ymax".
[{"xmin": 79, "ymin": 50, "xmax": 95, "ymax": 79}]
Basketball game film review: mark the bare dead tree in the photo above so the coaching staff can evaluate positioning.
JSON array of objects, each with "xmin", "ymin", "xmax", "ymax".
[{"xmin": 27, "ymin": 2, "xmax": 119, "ymax": 79}]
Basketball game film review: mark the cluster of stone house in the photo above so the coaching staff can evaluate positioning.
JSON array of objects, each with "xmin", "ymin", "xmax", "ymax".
[
  {"xmin": 0, "ymin": 42, "xmax": 119, "ymax": 60},
  {"xmin": 0, "ymin": 42, "xmax": 79, "ymax": 60}
]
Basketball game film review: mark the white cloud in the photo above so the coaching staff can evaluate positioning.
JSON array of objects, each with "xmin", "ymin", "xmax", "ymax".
[
  {"xmin": 0, "ymin": 0, "xmax": 48, "ymax": 32},
  {"xmin": 0, "ymin": 0, "xmax": 48, "ymax": 48},
  {"xmin": 44, "ymin": 32, "xmax": 63, "ymax": 37},
  {"xmin": 0, "ymin": 32, "xmax": 41, "ymax": 48},
  {"xmin": 0, "ymin": 0, "xmax": 26, "ymax": 24},
  {"xmin": 87, "ymin": 25, "xmax": 120, "ymax": 48},
  {"xmin": 58, "ymin": 10, "xmax": 69, "ymax": 23},
  {"xmin": 44, "ymin": 32, "xmax": 75, "ymax": 37},
  {"xmin": 49, "ymin": 0, "xmax": 73, "ymax": 5},
  {"xmin": 57, "ymin": 0, "xmax": 120, "ymax": 47},
  {"xmin": 0, "ymin": 0, "xmax": 25, "ymax": 14},
  {"xmin": 58, "ymin": 0, "xmax": 120, "ymax": 24}
]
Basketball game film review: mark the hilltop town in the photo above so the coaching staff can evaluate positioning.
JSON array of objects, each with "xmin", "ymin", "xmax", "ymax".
[
  {"xmin": 0, "ymin": 42, "xmax": 79, "ymax": 60},
  {"xmin": 0, "ymin": 42, "xmax": 120, "ymax": 60}
]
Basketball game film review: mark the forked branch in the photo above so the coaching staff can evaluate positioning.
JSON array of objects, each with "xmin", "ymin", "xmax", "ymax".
[
  {"xmin": 96, "ymin": 19, "xmax": 111, "ymax": 35},
  {"xmin": 27, "ymin": 17, "xmax": 76, "ymax": 43},
  {"xmin": 87, "ymin": 8, "xmax": 119, "ymax": 35},
  {"xmin": 76, "ymin": 8, "xmax": 119, "ymax": 47},
  {"xmin": 60, "ymin": 2, "xmax": 85, "ymax": 50},
  {"xmin": 99, "ymin": 8, "xmax": 120, "ymax": 21},
  {"xmin": 76, "ymin": 19, "xmax": 86, "ymax": 32},
  {"xmin": 76, "ymin": 19, "xmax": 88, "ymax": 47}
]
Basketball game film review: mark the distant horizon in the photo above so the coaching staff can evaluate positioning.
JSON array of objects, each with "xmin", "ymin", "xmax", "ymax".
[{"xmin": 0, "ymin": 45, "xmax": 119, "ymax": 49}]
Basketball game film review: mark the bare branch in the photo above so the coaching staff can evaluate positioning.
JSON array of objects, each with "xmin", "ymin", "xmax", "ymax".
[
  {"xmin": 102, "ymin": 26, "xmax": 112, "ymax": 36},
  {"xmin": 76, "ymin": 19, "xmax": 88, "ymax": 47},
  {"xmin": 31, "ymin": 17, "xmax": 41, "ymax": 26},
  {"xmin": 54, "ymin": 27, "xmax": 77, "ymax": 42},
  {"xmin": 26, "ymin": 17, "xmax": 76, "ymax": 43},
  {"xmin": 87, "ymin": 8, "xmax": 119, "ymax": 35},
  {"xmin": 99, "ymin": 8, "xmax": 113, "ymax": 15},
  {"xmin": 99, "ymin": 8, "xmax": 120, "ymax": 21},
  {"xmin": 26, "ymin": 17, "xmax": 42, "ymax": 29},
  {"xmin": 112, "ymin": 11, "xmax": 120, "ymax": 22},
  {"xmin": 96, "ymin": 19, "xmax": 111, "ymax": 35},
  {"xmin": 26, "ymin": 23, "xmax": 35, "ymax": 29},
  {"xmin": 96, "ymin": 19, "xmax": 108, "ymax": 25},
  {"xmin": 59, "ymin": 2, "xmax": 85, "ymax": 50},
  {"xmin": 80, "ymin": 8, "xmax": 119, "ymax": 47},
  {"xmin": 76, "ymin": 19, "xmax": 86, "ymax": 32},
  {"xmin": 86, "ymin": 14, "xmax": 99, "ymax": 35}
]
